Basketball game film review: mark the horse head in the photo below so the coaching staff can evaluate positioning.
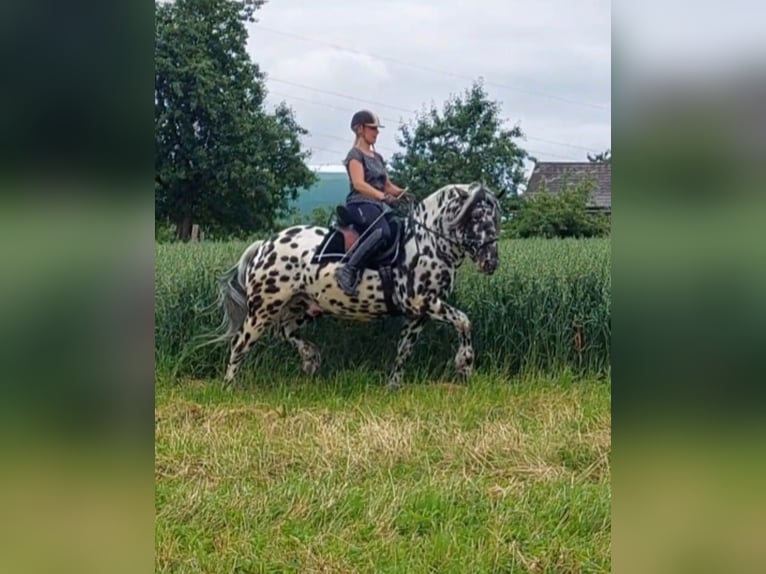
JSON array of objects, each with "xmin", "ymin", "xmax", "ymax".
[{"xmin": 415, "ymin": 182, "xmax": 502, "ymax": 274}]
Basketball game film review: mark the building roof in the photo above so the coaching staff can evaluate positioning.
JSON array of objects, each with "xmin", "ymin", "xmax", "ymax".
[{"xmin": 525, "ymin": 162, "xmax": 611, "ymax": 210}]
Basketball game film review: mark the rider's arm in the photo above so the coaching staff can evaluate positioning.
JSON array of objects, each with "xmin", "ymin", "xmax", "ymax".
[
  {"xmin": 384, "ymin": 177, "xmax": 405, "ymax": 196},
  {"xmin": 348, "ymin": 159, "xmax": 387, "ymax": 201}
]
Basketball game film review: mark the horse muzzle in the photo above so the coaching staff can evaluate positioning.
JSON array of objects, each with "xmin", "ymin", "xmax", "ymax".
[
  {"xmin": 479, "ymin": 256, "xmax": 498, "ymax": 274},
  {"xmin": 476, "ymin": 245, "xmax": 498, "ymax": 274}
]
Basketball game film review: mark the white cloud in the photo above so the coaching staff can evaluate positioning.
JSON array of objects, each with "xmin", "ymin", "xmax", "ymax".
[
  {"xmin": 269, "ymin": 49, "xmax": 391, "ymax": 87},
  {"xmin": 247, "ymin": 0, "xmax": 612, "ymax": 166}
]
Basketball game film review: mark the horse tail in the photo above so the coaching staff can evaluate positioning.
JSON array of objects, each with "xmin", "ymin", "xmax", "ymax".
[{"xmin": 198, "ymin": 239, "xmax": 265, "ymax": 348}]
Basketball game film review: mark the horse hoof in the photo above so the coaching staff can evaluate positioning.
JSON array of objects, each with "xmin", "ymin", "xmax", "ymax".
[
  {"xmin": 455, "ymin": 367, "xmax": 473, "ymax": 384},
  {"xmin": 302, "ymin": 361, "xmax": 319, "ymax": 376}
]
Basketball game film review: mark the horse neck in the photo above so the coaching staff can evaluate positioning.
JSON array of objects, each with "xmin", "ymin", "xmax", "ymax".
[
  {"xmin": 408, "ymin": 195, "xmax": 465, "ymax": 266},
  {"xmin": 411, "ymin": 193, "xmax": 448, "ymax": 233}
]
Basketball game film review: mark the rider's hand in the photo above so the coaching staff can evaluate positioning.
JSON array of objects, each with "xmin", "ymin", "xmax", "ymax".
[
  {"xmin": 398, "ymin": 189, "xmax": 415, "ymax": 204},
  {"xmin": 382, "ymin": 193, "xmax": 400, "ymax": 206}
]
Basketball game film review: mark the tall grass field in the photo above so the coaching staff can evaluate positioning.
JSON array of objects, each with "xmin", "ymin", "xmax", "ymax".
[
  {"xmin": 156, "ymin": 236, "xmax": 611, "ymax": 573},
  {"xmin": 155, "ymin": 237, "xmax": 610, "ymax": 381}
]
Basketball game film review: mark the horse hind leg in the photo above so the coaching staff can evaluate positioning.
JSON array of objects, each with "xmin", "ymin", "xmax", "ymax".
[
  {"xmin": 223, "ymin": 293, "xmax": 287, "ymax": 387},
  {"xmin": 279, "ymin": 307, "xmax": 321, "ymax": 375},
  {"xmin": 223, "ymin": 319, "xmax": 266, "ymax": 385}
]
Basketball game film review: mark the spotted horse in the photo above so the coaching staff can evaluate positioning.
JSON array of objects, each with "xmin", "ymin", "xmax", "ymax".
[{"xmin": 211, "ymin": 182, "xmax": 503, "ymax": 390}]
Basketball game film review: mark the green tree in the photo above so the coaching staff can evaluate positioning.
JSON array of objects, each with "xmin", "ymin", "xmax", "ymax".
[
  {"xmin": 507, "ymin": 178, "xmax": 610, "ymax": 238},
  {"xmin": 388, "ymin": 79, "xmax": 529, "ymax": 206},
  {"xmin": 155, "ymin": 0, "xmax": 317, "ymax": 241}
]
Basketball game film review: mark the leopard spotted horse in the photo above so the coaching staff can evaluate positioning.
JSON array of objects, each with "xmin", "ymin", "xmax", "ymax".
[{"xmin": 211, "ymin": 182, "xmax": 502, "ymax": 389}]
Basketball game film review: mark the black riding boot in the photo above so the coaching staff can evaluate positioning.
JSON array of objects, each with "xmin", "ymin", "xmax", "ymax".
[{"xmin": 335, "ymin": 227, "xmax": 384, "ymax": 296}]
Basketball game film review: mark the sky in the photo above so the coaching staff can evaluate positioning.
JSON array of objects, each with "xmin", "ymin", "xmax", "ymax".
[{"xmin": 244, "ymin": 0, "xmax": 612, "ymax": 174}]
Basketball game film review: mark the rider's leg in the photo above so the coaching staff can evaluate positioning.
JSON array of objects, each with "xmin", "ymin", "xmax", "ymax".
[{"xmin": 335, "ymin": 203, "xmax": 392, "ymax": 296}]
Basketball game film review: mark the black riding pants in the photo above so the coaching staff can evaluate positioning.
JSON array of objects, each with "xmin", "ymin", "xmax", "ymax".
[{"xmin": 347, "ymin": 201, "xmax": 392, "ymax": 247}]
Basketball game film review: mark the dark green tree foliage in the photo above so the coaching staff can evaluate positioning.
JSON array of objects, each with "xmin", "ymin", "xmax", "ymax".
[
  {"xmin": 507, "ymin": 178, "xmax": 610, "ymax": 238},
  {"xmin": 388, "ymin": 79, "xmax": 529, "ymax": 204},
  {"xmin": 155, "ymin": 0, "xmax": 317, "ymax": 241}
]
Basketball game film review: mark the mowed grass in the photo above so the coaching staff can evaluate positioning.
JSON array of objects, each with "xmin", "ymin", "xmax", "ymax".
[{"xmin": 156, "ymin": 371, "xmax": 611, "ymax": 573}]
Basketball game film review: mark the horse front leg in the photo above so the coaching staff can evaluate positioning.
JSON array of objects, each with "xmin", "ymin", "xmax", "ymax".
[
  {"xmin": 388, "ymin": 316, "xmax": 427, "ymax": 390},
  {"xmin": 405, "ymin": 296, "xmax": 474, "ymax": 382}
]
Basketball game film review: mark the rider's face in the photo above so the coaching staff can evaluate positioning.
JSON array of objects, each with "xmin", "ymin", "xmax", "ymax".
[{"xmin": 363, "ymin": 124, "xmax": 379, "ymax": 144}]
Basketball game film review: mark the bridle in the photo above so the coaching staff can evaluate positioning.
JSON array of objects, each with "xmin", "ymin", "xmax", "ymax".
[{"xmin": 396, "ymin": 196, "xmax": 499, "ymax": 257}]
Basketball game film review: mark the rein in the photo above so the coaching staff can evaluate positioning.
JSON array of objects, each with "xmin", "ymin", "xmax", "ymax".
[{"xmin": 399, "ymin": 202, "xmax": 498, "ymax": 256}]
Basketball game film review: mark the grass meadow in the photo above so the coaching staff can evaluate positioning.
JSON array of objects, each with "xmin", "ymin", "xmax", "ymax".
[{"xmin": 155, "ymin": 236, "xmax": 611, "ymax": 573}]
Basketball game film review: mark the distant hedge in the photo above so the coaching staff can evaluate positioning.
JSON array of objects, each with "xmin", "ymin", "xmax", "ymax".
[{"xmin": 155, "ymin": 237, "xmax": 610, "ymax": 381}]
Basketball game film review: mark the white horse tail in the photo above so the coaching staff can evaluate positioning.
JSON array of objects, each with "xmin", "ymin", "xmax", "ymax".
[{"xmin": 201, "ymin": 239, "xmax": 265, "ymax": 347}]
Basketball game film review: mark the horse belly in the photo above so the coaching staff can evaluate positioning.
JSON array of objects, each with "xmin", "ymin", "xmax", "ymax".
[{"xmin": 304, "ymin": 266, "xmax": 388, "ymax": 321}]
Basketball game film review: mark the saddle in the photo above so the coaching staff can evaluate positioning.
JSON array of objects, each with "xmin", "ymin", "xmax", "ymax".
[{"xmin": 311, "ymin": 205, "xmax": 405, "ymax": 314}]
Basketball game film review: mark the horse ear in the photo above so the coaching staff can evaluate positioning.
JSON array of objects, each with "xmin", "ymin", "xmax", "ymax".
[
  {"xmin": 454, "ymin": 184, "xmax": 470, "ymax": 198},
  {"xmin": 448, "ymin": 184, "xmax": 483, "ymax": 228}
]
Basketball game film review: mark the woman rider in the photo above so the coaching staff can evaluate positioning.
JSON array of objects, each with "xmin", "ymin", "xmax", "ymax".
[{"xmin": 334, "ymin": 109, "xmax": 407, "ymax": 296}]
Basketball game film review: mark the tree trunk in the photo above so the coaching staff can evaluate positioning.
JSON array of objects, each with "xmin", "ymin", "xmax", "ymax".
[{"xmin": 176, "ymin": 208, "xmax": 193, "ymax": 242}]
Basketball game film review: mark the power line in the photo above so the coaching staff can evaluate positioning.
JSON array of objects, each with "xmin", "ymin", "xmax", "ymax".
[
  {"xmin": 269, "ymin": 77, "xmax": 413, "ymax": 114},
  {"xmin": 267, "ymin": 90, "xmax": 400, "ymax": 125},
  {"xmin": 269, "ymin": 88, "xmax": 593, "ymax": 159},
  {"xmin": 253, "ymin": 24, "xmax": 610, "ymax": 111}
]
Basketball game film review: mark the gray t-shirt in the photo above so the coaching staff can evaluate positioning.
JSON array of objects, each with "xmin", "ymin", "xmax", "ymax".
[{"xmin": 343, "ymin": 147, "xmax": 388, "ymax": 204}]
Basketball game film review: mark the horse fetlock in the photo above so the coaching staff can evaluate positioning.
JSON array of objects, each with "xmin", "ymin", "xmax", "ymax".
[
  {"xmin": 455, "ymin": 345, "xmax": 475, "ymax": 378},
  {"xmin": 387, "ymin": 369, "xmax": 403, "ymax": 390},
  {"xmin": 223, "ymin": 366, "xmax": 238, "ymax": 386},
  {"xmin": 456, "ymin": 315, "xmax": 472, "ymax": 335}
]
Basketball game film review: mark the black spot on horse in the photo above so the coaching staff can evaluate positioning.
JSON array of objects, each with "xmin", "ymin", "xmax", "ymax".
[
  {"xmin": 265, "ymin": 284, "xmax": 280, "ymax": 294},
  {"xmin": 280, "ymin": 256, "xmax": 290, "ymax": 262},
  {"xmin": 290, "ymin": 256, "xmax": 299, "ymax": 263},
  {"xmin": 439, "ymin": 270, "xmax": 452, "ymax": 290},
  {"xmin": 284, "ymin": 227, "xmax": 302, "ymax": 237},
  {"xmin": 315, "ymin": 228, "xmax": 326, "ymax": 236},
  {"xmin": 248, "ymin": 295, "xmax": 263, "ymax": 313},
  {"xmin": 265, "ymin": 277, "xmax": 277, "ymax": 286},
  {"xmin": 265, "ymin": 299, "xmax": 283, "ymax": 314},
  {"xmin": 262, "ymin": 252, "xmax": 277, "ymax": 270},
  {"xmin": 279, "ymin": 275, "xmax": 291, "ymax": 282},
  {"xmin": 290, "ymin": 243, "xmax": 299, "ymax": 249},
  {"xmin": 279, "ymin": 236, "xmax": 292, "ymax": 244}
]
